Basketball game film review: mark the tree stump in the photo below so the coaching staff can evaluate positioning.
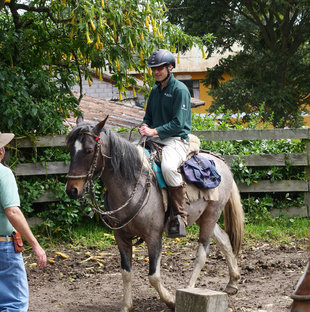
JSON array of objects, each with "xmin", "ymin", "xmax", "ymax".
[{"xmin": 175, "ymin": 288, "xmax": 228, "ymax": 312}]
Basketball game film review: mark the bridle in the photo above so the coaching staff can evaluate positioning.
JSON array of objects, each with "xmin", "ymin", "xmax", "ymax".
[
  {"xmin": 66, "ymin": 131, "xmax": 104, "ymax": 181},
  {"xmin": 66, "ymin": 131, "xmax": 152, "ymax": 230}
]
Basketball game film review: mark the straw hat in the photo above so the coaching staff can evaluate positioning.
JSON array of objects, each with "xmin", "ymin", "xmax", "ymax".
[{"xmin": 0, "ymin": 133, "xmax": 15, "ymax": 149}]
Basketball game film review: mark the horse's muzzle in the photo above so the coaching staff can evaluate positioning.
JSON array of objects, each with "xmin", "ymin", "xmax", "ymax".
[
  {"xmin": 66, "ymin": 178, "xmax": 86, "ymax": 199},
  {"xmin": 66, "ymin": 187, "xmax": 80, "ymax": 199}
]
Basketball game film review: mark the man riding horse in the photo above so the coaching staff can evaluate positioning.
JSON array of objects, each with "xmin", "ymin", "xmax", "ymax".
[{"xmin": 138, "ymin": 49, "xmax": 191, "ymax": 237}]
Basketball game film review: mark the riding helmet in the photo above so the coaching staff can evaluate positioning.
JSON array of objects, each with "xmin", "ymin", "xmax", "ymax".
[{"xmin": 147, "ymin": 49, "xmax": 176, "ymax": 68}]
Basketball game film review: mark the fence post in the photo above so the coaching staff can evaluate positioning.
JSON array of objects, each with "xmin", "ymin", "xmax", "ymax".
[{"xmin": 304, "ymin": 129, "xmax": 310, "ymax": 217}]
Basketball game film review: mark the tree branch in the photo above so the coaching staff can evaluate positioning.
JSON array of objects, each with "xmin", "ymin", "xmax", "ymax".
[
  {"xmin": 243, "ymin": 0, "xmax": 275, "ymax": 50},
  {"xmin": 14, "ymin": 3, "xmax": 71, "ymax": 24}
]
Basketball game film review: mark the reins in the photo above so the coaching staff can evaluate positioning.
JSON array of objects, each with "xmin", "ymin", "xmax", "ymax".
[{"xmin": 67, "ymin": 131, "xmax": 152, "ymax": 230}]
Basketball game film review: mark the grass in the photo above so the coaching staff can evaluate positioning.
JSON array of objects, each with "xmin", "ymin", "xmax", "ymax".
[
  {"xmin": 244, "ymin": 216, "xmax": 310, "ymax": 247},
  {"xmin": 32, "ymin": 218, "xmax": 116, "ymax": 250},
  {"xmin": 31, "ymin": 216, "xmax": 309, "ymax": 250}
]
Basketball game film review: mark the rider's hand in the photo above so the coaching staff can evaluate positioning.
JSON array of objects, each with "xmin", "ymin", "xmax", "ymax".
[{"xmin": 138, "ymin": 124, "xmax": 158, "ymax": 137}]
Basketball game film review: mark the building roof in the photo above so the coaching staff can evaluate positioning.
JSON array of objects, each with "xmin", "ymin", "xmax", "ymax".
[
  {"xmin": 174, "ymin": 45, "xmax": 239, "ymax": 73},
  {"xmin": 67, "ymin": 93, "xmax": 145, "ymax": 130}
]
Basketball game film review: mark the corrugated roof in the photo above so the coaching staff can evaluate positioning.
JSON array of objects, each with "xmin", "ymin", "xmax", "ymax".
[{"xmin": 67, "ymin": 93, "xmax": 145, "ymax": 130}]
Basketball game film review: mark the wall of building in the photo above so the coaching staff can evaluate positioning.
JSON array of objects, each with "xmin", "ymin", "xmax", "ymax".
[
  {"xmin": 72, "ymin": 77, "xmax": 135, "ymax": 101},
  {"xmin": 174, "ymin": 71, "xmax": 232, "ymax": 114}
]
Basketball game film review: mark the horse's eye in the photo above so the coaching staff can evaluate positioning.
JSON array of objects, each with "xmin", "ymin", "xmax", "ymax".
[{"xmin": 86, "ymin": 149, "xmax": 93, "ymax": 154}]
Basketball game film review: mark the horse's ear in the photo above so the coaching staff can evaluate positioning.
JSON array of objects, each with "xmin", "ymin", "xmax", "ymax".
[
  {"xmin": 93, "ymin": 115, "xmax": 109, "ymax": 135},
  {"xmin": 76, "ymin": 115, "xmax": 84, "ymax": 125}
]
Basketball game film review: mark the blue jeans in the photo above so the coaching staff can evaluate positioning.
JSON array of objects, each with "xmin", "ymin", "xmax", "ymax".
[{"xmin": 0, "ymin": 238, "xmax": 28, "ymax": 312}]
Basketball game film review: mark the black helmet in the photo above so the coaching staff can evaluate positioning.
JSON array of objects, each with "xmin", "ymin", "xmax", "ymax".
[{"xmin": 147, "ymin": 49, "xmax": 176, "ymax": 68}]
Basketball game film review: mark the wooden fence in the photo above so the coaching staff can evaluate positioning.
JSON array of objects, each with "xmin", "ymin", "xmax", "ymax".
[{"xmin": 11, "ymin": 128, "xmax": 310, "ymax": 217}]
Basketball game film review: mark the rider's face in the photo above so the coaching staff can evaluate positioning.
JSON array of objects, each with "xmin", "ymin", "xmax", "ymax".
[{"xmin": 151, "ymin": 65, "xmax": 169, "ymax": 82}]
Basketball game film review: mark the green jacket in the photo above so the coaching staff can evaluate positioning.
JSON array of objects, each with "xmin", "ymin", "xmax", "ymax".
[{"xmin": 143, "ymin": 74, "xmax": 191, "ymax": 141}]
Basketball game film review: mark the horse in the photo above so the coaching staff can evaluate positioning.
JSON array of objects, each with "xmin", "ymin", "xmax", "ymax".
[
  {"xmin": 290, "ymin": 239, "xmax": 310, "ymax": 312},
  {"xmin": 65, "ymin": 116, "xmax": 244, "ymax": 312}
]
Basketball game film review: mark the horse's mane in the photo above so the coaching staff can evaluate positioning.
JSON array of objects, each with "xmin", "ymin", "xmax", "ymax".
[
  {"xmin": 107, "ymin": 129, "xmax": 143, "ymax": 182},
  {"xmin": 67, "ymin": 122, "xmax": 144, "ymax": 183}
]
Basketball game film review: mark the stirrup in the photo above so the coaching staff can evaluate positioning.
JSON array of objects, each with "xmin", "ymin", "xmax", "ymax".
[{"xmin": 166, "ymin": 215, "xmax": 187, "ymax": 238}]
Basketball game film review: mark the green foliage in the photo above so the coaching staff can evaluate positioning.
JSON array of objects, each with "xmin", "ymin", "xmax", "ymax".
[
  {"xmin": 166, "ymin": 0, "xmax": 310, "ymax": 127},
  {"xmin": 17, "ymin": 175, "xmax": 82, "ymax": 224},
  {"xmin": 19, "ymin": 180, "xmax": 45, "ymax": 215},
  {"xmin": 205, "ymin": 51, "xmax": 310, "ymax": 127},
  {"xmin": 0, "ymin": 66, "xmax": 80, "ymax": 136},
  {"xmin": 0, "ymin": 0, "xmax": 208, "ymax": 135},
  {"xmin": 192, "ymin": 110, "xmax": 306, "ymax": 222}
]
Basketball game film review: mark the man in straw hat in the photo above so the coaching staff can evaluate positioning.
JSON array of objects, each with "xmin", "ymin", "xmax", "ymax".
[{"xmin": 0, "ymin": 132, "xmax": 46, "ymax": 311}]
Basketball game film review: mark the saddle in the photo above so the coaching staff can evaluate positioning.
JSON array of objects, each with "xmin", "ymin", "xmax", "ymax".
[{"xmin": 144, "ymin": 134, "xmax": 221, "ymax": 191}]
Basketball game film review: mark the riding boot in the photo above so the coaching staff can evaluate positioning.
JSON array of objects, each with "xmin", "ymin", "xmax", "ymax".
[{"xmin": 166, "ymin": 183, "xmax": 188, "ymax": 238}]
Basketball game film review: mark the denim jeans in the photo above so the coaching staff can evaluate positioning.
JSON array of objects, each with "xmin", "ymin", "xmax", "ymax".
[{"xmin": 0, "ymin": 238, "xmax": 28, "ymax": 312}]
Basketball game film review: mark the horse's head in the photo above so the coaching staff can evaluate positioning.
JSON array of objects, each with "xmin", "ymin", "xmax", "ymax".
[{"xmin": 66, "ymin": 115, "xmax": 109, "ymax": 199}]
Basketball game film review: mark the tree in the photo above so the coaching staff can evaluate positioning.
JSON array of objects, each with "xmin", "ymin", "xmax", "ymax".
[
  {"xmin": 0, "ymin": 0, "xmax": 208, "ymax": 135},
  {"xmin": 165, "ymin": 0, "xmax": 310, "ymax": 127}
]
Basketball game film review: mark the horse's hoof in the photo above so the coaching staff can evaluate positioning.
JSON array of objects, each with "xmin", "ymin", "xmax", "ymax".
[
  {"xmin": 224, "ymin": 284, "xmax": 238, "ymax": 295},
  {"xmin": 120, "ymin": 305, "xmax": 133, "ymax": 312},
  {"xmin": 166, "ymin": 301, "xmax": 175, "ymax": 310},
  {"xmin": 164, "ymin": 296, "xmax": 176, "ymax": 310}
]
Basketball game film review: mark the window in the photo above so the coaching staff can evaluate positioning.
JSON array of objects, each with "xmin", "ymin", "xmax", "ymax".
[{"xmin": 179, "ymin": 80, "xmax": 200, "ymax": 98}]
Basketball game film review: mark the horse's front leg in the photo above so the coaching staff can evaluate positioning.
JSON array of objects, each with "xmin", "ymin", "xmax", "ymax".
[
  {"xmin": 116, "ymin": 236, "xmax": 133, "ymax": 312},
  {"xmin": 147, "ymin": 238, "xmax": 175, "ymax": 309}
]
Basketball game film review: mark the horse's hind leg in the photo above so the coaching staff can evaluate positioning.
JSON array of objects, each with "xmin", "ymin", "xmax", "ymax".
[
  {"xmin": 147, "ymin": 238, "xmax": 175, "ymax": 309},
  {"xmin": 187, "ymin": 203, "xmax": 221, "ymax": 289},
  {"xmin": 187, "ymin": 241, "xmax": 210, "ymax": 288},
  {"xmin": 212, "ymin": 223, "xmax": 240, "ymax": 294}
]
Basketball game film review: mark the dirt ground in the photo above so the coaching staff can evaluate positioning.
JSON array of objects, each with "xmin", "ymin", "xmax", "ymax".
[{"xmin": 25, "ymin": 238, "xmax": 309, "ymax": 312}]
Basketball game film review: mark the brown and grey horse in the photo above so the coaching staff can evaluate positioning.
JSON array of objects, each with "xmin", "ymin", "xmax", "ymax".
[{"xmin": 65, "ymin": 116, "xmax": 244, "ymax": 312}]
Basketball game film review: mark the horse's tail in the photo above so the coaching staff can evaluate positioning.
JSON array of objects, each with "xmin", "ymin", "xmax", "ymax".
[{"xmin": 224, "ymin": 180, "xmax": 244, "ymax": 256}]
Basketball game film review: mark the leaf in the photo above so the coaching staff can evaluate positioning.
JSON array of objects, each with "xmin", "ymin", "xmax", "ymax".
[{"xmin": 55, "ymin": 252, "xmax": 69, "ymax": 259}]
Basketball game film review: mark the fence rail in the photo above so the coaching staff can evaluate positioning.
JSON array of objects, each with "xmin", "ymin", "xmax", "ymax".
[{"xmin": 11, "ymin": 128, "xmax": 310, "ymax": 216}]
